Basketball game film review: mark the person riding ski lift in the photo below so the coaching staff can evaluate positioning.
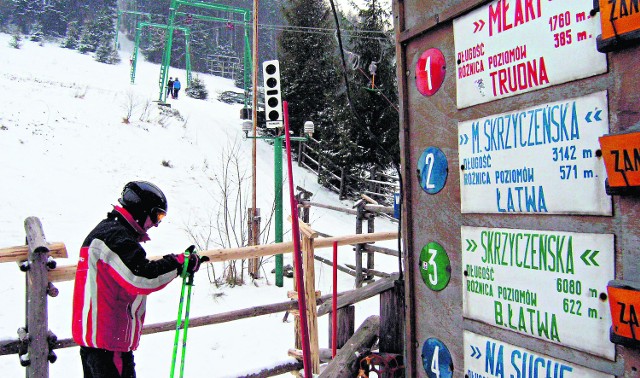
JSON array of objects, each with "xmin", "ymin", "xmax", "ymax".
[{"xmin": 72, "ymin": 181, "xmax": 205, "ymax": 378}]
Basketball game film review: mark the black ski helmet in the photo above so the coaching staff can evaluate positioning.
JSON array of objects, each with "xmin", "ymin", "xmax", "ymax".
[{"xmin": 118, "ymin": 181, "xmax": 168, "ymax": 225}]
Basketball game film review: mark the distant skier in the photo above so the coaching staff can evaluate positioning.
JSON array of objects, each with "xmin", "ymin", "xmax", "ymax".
[
  {"xmin": 72, "ymin": 181, "xmax": 204, "ymax": 378},
  {"xmin": 167, "ymin": 77, "xmax": 174, "ymax": 99},
  {"xmin": 173, "ymin": 78, "xmax": 181, "ymax": 99}
]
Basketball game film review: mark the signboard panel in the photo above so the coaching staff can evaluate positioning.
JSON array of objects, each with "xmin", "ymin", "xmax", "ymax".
[
  {"xmin": 458, "ymin": 91, "xmax": 611, "ymax": 215},
  {"xmin": 462, "ymin": 226, "xmax": 615, "ymax": 359},
  {"xmin": 599, "ymin": 0, "xmax": 640, "ymax": 40},
  {"xmin": 453, "ymin": 0, "xmax": 607, "ymax": 108},
  {"xmin": 607, "ymin": 280, "xmax": 640, "ymax": 347},
  {"xmin": 464, "ymin": 331, "xmax": 614, "ymax": 378},
  {"xmin": 599, "ymin": 132, "xmax": 640, "ymax": 188}
]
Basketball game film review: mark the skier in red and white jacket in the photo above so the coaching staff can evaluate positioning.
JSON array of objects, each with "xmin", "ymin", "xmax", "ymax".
[{"xmin": 72, "ymin": 181, "xmax": 203, "ymax": 378}]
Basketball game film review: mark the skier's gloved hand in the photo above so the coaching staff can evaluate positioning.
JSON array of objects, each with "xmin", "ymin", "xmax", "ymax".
[{"xmin": 174, "ymin": 245, "xmax": 204, "ymax": 275}]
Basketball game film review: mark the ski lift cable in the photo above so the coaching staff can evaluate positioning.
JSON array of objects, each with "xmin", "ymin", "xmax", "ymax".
[
  {"xmin": 356, "ymin": 67, "xmax": 399, "ymax": 112},
  {"xmin": 327, "ymin": 0, "xmax": 404, "ymax": 280}
]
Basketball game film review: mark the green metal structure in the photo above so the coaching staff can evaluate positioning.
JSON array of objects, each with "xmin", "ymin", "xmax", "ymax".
[
  {"xmin": 244, "ymin": 130, "xmax": 310, "ymax": 287},
  {"xmin": 158, "ymin": 0, "xmax": 251, "ymax": 104},
  {"xmin": 115, "ymin": 10, "xmax": 153, "ymax": 49},
  {"xmin": 130, "ymin": 22, "xmax": 192, "ymax": 86}
]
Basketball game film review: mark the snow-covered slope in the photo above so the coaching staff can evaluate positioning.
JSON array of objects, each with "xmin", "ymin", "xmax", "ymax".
[{"xmin": 0, "ymin": 34, "xmax": 399, "ymax": 377}]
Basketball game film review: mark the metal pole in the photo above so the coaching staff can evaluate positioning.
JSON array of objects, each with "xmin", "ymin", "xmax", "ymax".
[
  {"xmin": 251, "ymin": 0, "xmax": 258, "ymax": 250},
  {"xmin": 159, "ymin": 0, "xmax": 178, "ymax": 102},
  {"xmin": 275, "ymin": 135, "xmax": 284, "ymax": 287},
  {"xmin": 131, "ymin": 23, "xmax": 141, "ymax": 83},
  {"xmin": 184, "ymin": 30, "xmax": 192, "ymax": 85}
]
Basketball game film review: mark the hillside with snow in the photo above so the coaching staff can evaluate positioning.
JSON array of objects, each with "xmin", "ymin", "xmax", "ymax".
[{"xmin": 0, "ymin": 34, "xmax": 399, "ymax": 377}]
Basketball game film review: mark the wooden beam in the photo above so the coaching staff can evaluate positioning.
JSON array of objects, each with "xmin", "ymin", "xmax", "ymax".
[
  {"xmin": 318, "ymin": 276, "xmax": 398, "ymax": 317},
  {"xmin": 0, "ymin": 242, "xmax": 67, "ymax": 263},
  {"xmin": 48, "ymin": 231, "xmax": 398, "ymax": 282},
  {"xmin": 236, "ymin": 360, "xmax": 303, "ymax": 377},
  {"xmin": 0, "ymin": 293, "xmax": 337, "ymax": 356},
  {"xmin": 318, "ymin": 316, "xmax": 380, "ymax": 378},
  {"xmin": 287, "ymin": 290, "xmax": 321, "ymax": 300},
  {"xmin": 302, "ymin": 236, "xmax": 320, "ymax": 373},
  {"xmin": 329, "ymin": 305, "xmax": 355, "ymax": 350},
  {"xmin": 363, "ymin": 244, "xmax": 399, "ymax": 257},
  {"xmin": 288, "ymin": 216, "xmax": 318, "ymax": 239},
  {"xmin": 344, "ymin": 264, "xmax": 391, "ymax": 278},
  {"xmin": 314, "ymin": 255, "xmax": 356, "ymax": 277},
  {"xmin": 288, "ymin": 348, "xmax": 334, "ymax": 363}
]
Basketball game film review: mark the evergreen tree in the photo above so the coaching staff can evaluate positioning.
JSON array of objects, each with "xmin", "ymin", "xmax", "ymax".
[
  {"xmin": 77, "ymin": 21, "xmax": 95, "ymax": 53},
  {"xmin": 61, "ymin": 21, "xmax": 80, "ymax": 49},
  {"xmin": 77, "ymin": 7, "xmax": 116, "ymax": 53},
  {"xmin": 278, "ymin": 0, "xmax": 341, "ymax": 136},
  {"xmin": 41, "ymin": 0, "xmax": 68, "ymax": 37},
  {"xmin": 0, "ymin": 0, "xmax": 14, "ymax": 28},
  {"xmin": 9, "ymin": 32, "xmax": 22, "ymax": 49},
  {"xmin": 186, "ymin": 76, "xmax": 208, "ymax": 100},
  {"xmin": 29, "ymin": 21, "xmax": 43, "ymax": 42},
  {"xmin": 13, "ymin": 0, "xmax": 42, "ymax": 34},
  {"xmin": 95, "ymin": 39, "xmax": 120, "ymax": 64},
  {"xmin": 332, "ymin": 0, "xmax": 399, "ymax": 169}
]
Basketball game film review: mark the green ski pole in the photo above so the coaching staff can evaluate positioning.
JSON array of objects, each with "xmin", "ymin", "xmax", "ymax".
[
  {"xmin": 170, "ymin": 248, "xmax": 191, "ymax": 378},
  {"xmin": 178, "ymin": 272, "xmax": 195, "ymax": 378}
]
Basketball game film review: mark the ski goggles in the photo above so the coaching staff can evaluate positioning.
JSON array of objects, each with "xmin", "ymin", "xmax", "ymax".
[{"xmin": 151, "ymin": 208, "xmax": 166, "ymax": 224}]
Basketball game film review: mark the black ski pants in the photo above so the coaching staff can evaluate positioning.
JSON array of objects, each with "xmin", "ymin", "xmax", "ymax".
[{"xmin": 80, "ymin": 346, "xmax": 136, "ymax": 378}]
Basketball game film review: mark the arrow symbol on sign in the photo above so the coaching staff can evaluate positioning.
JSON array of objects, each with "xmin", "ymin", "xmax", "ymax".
[
  {"xmin": 594, "ymin": 109, "xmax": 602, "ymax": 121},
  {"xmin": 473, "ymin": 19, "xmax": 485, "ymax": 33},
  {"xmin": 470, "ymin": 345, "xmax": 482, "ymax": 359},
  {"xmin": 585, "ymin": 109, "xmax": 602, "ymax": 123},
  {"xmin": 580, "ymin": 249, "xmax": 600, "ymax": 267},
  {"xmin": 459, "ymin": 134, "xmax": 469, "ymax": 145},
  {"xmin": 466, "ymin": 239, "xmax": 478, "ymax": 252}
]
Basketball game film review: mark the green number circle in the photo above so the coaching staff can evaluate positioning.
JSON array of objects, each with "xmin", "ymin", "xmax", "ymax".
[{"xmin": 419, "ymin": 242, "xmax": 451, "ymax": 291}]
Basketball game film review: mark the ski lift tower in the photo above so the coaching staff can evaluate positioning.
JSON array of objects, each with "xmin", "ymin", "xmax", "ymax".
[{"xmin": 159, "ymin": 0, "xmax": 251, "ymax": 105}]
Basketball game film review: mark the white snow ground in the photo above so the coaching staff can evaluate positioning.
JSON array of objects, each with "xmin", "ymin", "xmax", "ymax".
[{"xmin": 0, "ymin": 33, "xmax": 399, "ymax": 377}]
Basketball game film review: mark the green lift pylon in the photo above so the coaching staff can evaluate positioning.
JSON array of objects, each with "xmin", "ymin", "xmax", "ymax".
[
  {"xmin": 158, "ymin": 0, "xmax": 251, "ymax": 104},
  {"xmin": 130, "ymin": 22, "xmax": 192, "ymax": 86}
]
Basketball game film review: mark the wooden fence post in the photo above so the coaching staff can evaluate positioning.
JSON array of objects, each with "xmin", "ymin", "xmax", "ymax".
[
  {"xmin": 354, "ymin": 201, "xmax": 365, "ymax": 288},
  {"xmin": 23, "ymin": 217, "xmax": 53, "ymax": 378},
  {"xmin": 328, "ymin": 305, "xmax": 355, "ymax": 350},
  {"xmin": 379, "ymin": 280, "xmax": 404, "ymax": 354},
  {"xmin": 316, "ymin": 140, "xmax": 323, "ymax": 179},
  {"xmin": 297, "ymin": 139, "xmax": 304, "ymax": 166},
  {"xmin": 247, "ymin": 208, "xmax": 261, "ymax": 279},
  {"xmin": 338, "ymin": 168, "xmax": 347, "ymax": 200},
  {"xmin": 366, "ymin": 213, "xmax": 375, "ymax": 282}
]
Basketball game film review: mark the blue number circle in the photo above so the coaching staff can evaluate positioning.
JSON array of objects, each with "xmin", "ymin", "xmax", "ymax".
[
  {"xmin": 422, "ymin": 338, "xmax": 453, "ymax": 378},
  {"xmin": 418, "ymin": 147, "xmax": 448, "ymax": 194}
]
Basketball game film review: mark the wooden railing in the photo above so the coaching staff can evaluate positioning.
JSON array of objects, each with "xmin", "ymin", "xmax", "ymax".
[
  {"xmin": 297, "ymin": 137, "xmax": 399, "ymax": 205},
  {"xmin": 296, "ymin": 187, "xmax": 401, "ymax": 288},
  {"xmin": 0, "ymin": 217, "xmax": 401, "ymax": 377}
]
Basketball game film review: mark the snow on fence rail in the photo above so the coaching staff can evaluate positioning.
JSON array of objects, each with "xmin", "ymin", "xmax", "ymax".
[{"xmin": 0, "ymin": 217, "xmax": 401, "ymax": 377}]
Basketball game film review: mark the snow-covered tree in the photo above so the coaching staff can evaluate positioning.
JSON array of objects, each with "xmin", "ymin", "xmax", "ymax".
[
  {"xmin": 186, "ymin": 76, "xmax": 208, "ymax": 100},
  {"xmin": 95, "ymin": 40, "xmax": 120, "ymax": 64},
  {"xmin": 61, "ymin": 21, "xmax": 80, "ymax": 49},
  {"xmin": 41, "ymin": 0, "xmax": 68, "ymax": 37},
  {"xmin": 278, "ymin": 0, "xmax": 341, "ymax": 136},
  {"xmin": 9, "ymin": 32, "xmax": 22, "ymax": 49},
  {"xmin": 29, "ymin": 21, "xmax": 43, "ymax": 42},
  {"xmin": 13, "ymin": 0, "xmax": 42, "ymax": 34},
  {"xmin": 332, "ymin": 0, "xmax": 399, "ymax": 169}
]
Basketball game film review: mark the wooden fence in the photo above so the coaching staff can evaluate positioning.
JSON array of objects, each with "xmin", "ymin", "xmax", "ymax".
[
  {"xmin": 296, "ymin": 187, "xmax": 401, "ymax": 288},
  {"xmin": 0, "ymin": 217, "xmax": 402, "ymax": 377},
  {"xmin": 297, "ymin": 137, "xmax": 399, "ymax": 205}
]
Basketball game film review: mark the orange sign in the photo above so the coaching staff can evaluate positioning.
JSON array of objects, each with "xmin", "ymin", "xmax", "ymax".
[
  {"xmin": 599, "ymin": 132, "xmax": 640, "ymax": 188},
  {"xmin": 608, "ymin": 281, "xmax": 640, "ymax": 344},
  {"xmin": 599, "ymin": 0, "xmax": 640, "ymax": 40}
]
